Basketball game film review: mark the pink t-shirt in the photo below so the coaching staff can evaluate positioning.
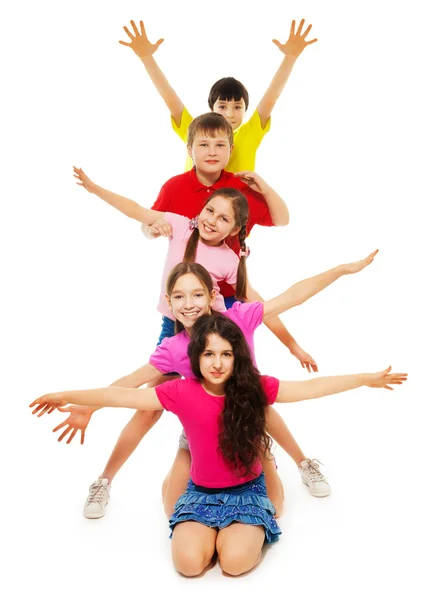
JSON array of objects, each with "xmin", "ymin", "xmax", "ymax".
[
  {"xmin": 149, "ymin": 301, "xmax": 264, "ymax": 378},
  {"xmin": 145, "ymin": 212, "xmax": 239, "ymax": 320},
  {"xmin": 155, "ymin": 375, "xmax": 280, "ymax": 487}
]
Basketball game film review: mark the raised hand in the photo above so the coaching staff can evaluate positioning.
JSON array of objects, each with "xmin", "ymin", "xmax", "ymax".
[
  {"xmin": 52, "ymin": 405, "xmax": 94, "ymax": 445},
  {"xmin": 289, "ymin": 343, "xmax": 318, "ymax": 373},
  {"xmin": 343, "ymin": 249, "xmax": 379, "ymax": 274},
  {"xmin": 273, "ymin": 19, "xmax": 318, "ymax": 59},
  {"xmin": 234, "ymin": 171, "xmax": 270, "ymax": 195},
  {"xmin": 119, "ymin": 20, "xmax": 164, "ymax": 58},
  {"xmin": 150, "ymin": 218, "xmax": 172, "ymax": 237},
  {"xmin": 73, "ymin": 166, "xmax": 96, "ymax": 193},
  {"xmin": 366, "ymin": 367, "xmax": 408, "ymax": 390}
]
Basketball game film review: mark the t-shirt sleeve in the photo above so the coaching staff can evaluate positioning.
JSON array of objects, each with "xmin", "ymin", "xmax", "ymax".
[
  {"xmin": 260, "ymin": 375, "xmax": 280, "ymax": 405},
  {"xmin": 151, "ymin": 181, "xmax": 174, "ymax": 212},
  {"xmin": 171, "ymin": 107, "xmax": 194, "ymax": 143},
  {"xmin": 149, "ymin": 338, "xmax": 175, "ymax": 375},
  {"xmin": 163, "ymin": 211, "xmax": 189, "ymax": 236},
  {"xmin": 240, "ymin": 109, "xmax": 271, "ymax": 147},
  {"xmin": 155, "ymin": 378, "xmax": 185, "ymax": 414},
  {"xmin": 223, "ymin": 251, "xmax": 240, "ymax": 286},
  {"xmin": 226, "ymin": 301, "xmax": 264, "ymax": 331},
  {"xmin": 246, "ymin": 188, "xmax": 274, "ymax": 227}
]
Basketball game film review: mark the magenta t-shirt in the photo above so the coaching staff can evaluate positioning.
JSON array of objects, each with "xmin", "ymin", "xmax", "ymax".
[
  {"xmin": 155, "ymin": 375, "xmax": 280, "ymax": 487},
  {"xmin": 149, "ymin": 301, "xmax": 264, "ymax": 378}
]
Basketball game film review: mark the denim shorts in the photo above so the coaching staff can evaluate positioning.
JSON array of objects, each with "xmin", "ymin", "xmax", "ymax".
[
  {"xmin": 156, "ymin": 316, "xmax": 179, "ymax": 376},
  {"xmin": 223, "ymin": 295, "xmax": 238, "ymax": 310},
  {"xmin": 169, "ymin": 472, "xmax": 282, "ymax": 544}
]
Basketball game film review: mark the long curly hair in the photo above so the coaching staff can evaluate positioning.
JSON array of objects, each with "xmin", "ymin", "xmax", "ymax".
[
  {"xmin": 188, "ymin": 313, "xmax": 272, "ymax": 476},
  {"xmin": 183, "ymin": 188, "xmax": 249, "ymax": 301}
]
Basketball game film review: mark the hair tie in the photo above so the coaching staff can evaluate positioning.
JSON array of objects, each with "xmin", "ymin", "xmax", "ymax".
[
  {"xmin": 189, "ymin": 217, "xmax": 199, "ymax": 230},
  {"xmin": 239, "ymin": 246, "xmax": 250, "ymax": 259}
]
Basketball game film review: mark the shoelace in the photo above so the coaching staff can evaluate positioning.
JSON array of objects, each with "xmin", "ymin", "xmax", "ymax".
[
  {"xmin": 87, "ymin": 481, "xmax": 108, "ymax": 504},
  {"xmin": 302, "ymin": 459, "xmax": 325, "ymax": 482}
]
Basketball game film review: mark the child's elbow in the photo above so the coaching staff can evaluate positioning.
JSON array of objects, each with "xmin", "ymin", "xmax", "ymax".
[{"xmin": 273, "ymin": 213, "xmax": 290, "ymax": 227}]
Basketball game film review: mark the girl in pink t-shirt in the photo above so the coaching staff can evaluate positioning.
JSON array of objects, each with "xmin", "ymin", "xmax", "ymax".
[
  {"xmin": 34, "ymin": 252, "xmax": 378, "ymax": 520},
  {"xmin": 31, "ymin": 314, "xmax": 406, "ymax": 576}
]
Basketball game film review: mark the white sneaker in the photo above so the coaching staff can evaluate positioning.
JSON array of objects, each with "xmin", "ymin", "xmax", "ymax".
[
  {"xmin": 84, "ymin": 477, "xmax": 111, "ymax": 519},
  {"xmin": 299, "ymin": 459, "xmax": 331, "ymax": 498}
]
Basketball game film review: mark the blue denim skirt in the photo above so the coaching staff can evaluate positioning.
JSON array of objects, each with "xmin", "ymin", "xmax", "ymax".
[{"xmin": 169, "ymin": 472, "xmax": 281, "ymax": 544}]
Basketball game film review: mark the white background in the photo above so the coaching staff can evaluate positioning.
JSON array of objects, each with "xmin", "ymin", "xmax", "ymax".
[{"xmin": 1, "ymin": 0, "xmax": 442, "ymax": 598}]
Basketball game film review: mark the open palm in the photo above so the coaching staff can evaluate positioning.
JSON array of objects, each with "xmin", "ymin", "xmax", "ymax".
[
  {"xmin": 119, "ymin": 20, "xmax": 164, "ymax": 58},
  {"xmin": 273, "ymin": 19, "xmax": 318, "ymax": 59}
]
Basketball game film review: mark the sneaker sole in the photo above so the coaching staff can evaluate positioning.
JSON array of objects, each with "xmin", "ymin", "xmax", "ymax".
[{"xmin": 302, "ymin": 481, "xmax": 331, "ymax": 498}]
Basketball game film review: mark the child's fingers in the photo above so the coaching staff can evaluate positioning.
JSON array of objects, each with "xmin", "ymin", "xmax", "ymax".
[
  {"xmin": 272, "ymin": 39, "xmax": 283, "ymax": 51},
  {"xmin": 129, "ymin": 21, "xmax": 139, "ymax": 36},
  {"xmin": 302, "ymin": 24, "xmax": 312, "ymax": 38},
  {"xmin": 53, "ymin": 420, "xmax": 68, "ymax": 433},
  {"xmin": 66, "ymin": 429, "xmax": 78, "ymax": 444},
  {"xmin": 119, "ymin": 41, "xmax": 131, "ymax": 47},
  {"xmin": 140, "ymin": 21, "xmax": 146, "ymax": 36},
  {"xmin": 57, "ymin": 426, "xmax": 74, "ymax": 443},
  {"xmin": 81, "ymin": 430, "xmax": 86, "ymax": 445},
  {"xmin": 123, "ymin": 26, "xmax": 134, "ymax": 39}
]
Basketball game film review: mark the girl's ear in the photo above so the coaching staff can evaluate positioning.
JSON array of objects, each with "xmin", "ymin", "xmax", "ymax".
[
  {"xmin": 229, "ymin": 226, "xmax": 241, "ymax": 237},
  {"xmin": 165, "ymin": 294, "xmax": 173, "ymax": 310},
  {"xmin": 209, "ymin": 289, "xmax": 217, "ymax": 307}
]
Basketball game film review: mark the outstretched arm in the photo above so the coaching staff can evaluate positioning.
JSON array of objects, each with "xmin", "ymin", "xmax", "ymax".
[
  {"xmin": 256, "ymin": 19, "xmax": 318, "ymax": 127},
  {"xmin": 235, "ymin": 171, "xmax": 289, "ymax": 226},
  {"xmin": 119, "ymin": 20, "xmax": 184, "ymax": 126},
  {"xmin": 73, "ymin": 167, "xmax": 165, "ymax": 225},
  {"xmin": 31, "ymin": 362, "xmax": 164, "ymax": 444},
  {"xmin": 246, "ymin": 283, "xmax": 318, "ymax": 372},
  {"xmin": 30, "ymin": 385, "xmax": 163, "ymax": 413},
  {"xmin": 276, "ymin": 367, "xmax": 408, "ymax": 403},
  {"xmin": 263, "ymin": 250, "xmax": 379, "ymax": 320}
]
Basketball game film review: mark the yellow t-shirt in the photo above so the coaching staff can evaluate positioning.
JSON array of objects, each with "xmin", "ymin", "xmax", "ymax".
[{"xmin": 171, "ymin": 107, "xmax": 271, "ymax": 172}]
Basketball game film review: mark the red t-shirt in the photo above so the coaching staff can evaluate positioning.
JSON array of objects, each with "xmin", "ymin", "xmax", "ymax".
[{"xmin": 151, "ymin": 168, "xmax": 274, "ymax": 297}]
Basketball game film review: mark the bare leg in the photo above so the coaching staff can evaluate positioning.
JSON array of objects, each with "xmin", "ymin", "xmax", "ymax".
[
  {"xmin": 266, "ymin": 406, "xmax": 307, "ymax": 467},
  {"xmin": 260, "ymin": 453, "xmax": 284, "ymax": 518},
  {"xmin": 163, "ymin": 448, "xmax": 192, "ymax": 518},
  {"xmin": 101, "ymin": 374, "xmax": 179, "ymax": 482},
  {"xmin": 171, "ymin": 522, "xmax": 217, "ymax": 577},
  {"xmin": 217, "ymin": 523, "xmax": 265, "ymax": 576}
]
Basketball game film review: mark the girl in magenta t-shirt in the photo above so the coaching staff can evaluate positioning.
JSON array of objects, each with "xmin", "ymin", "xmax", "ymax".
[
  {"xmin": 34, "ymin": 252, "xmax": 378, "ymax": 519},
  {"xmin": 31, "ymin": 313, "xmax": 406, "ymax": 577}
]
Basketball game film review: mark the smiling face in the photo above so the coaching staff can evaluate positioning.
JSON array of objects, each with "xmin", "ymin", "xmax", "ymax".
[
  {"xmin": 199, "ymin": 333, "xmax": 235, "ymax": 394},
  {"xmin": 213, "ymin": 97, "xmax": 246, "ymax": 131},
  {"xmin": 166, "ymin": 273, "xmax": 216, "ymax": 332},
  {"xmin": 197, "ymin": 194, "xmax": 240, "ymax": 246},
  {"xmin": 187, "ymin": 129, "xmax": 233, "ymax": 176}
]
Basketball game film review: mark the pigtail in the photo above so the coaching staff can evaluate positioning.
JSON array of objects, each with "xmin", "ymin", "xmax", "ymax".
[
  {"xmin": 234, "ymin": 224, "xmax": 248, "ymax": 301},
  {"xmin": 183, "ymin": 227, "xmax": 200, "ymax": 263}
]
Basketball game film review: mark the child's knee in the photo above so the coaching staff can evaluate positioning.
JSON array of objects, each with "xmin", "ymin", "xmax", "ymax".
[
  {"xmin": 173, "ymin": 550, "xmax": 208, "ymax": 577},
  {"xmin": 137, "ymin": 409, "xmax": 162, "ymax": 428},
  {"xmin": 219, "ymin": 548, "xmax": 260, "ymax": 576}
]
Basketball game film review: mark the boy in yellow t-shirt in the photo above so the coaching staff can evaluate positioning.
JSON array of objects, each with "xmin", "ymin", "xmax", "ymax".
[{"xmin": 120, "ymin": 19, "xmax": 317, "ymax": 172}]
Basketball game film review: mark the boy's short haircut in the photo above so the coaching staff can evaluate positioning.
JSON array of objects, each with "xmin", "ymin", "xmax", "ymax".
[
  {"xmin": 187, "ymin": 113, "xmax": 234, "ymax": 147},
  {"xmin": 208, "ymin": 77, "xmax": 250, "ymax": 111}
]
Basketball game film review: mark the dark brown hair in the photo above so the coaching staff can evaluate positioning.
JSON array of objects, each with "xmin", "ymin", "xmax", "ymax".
[
  {"xmin": 208, "ymin": 77, "xmax": 250, "ymax": 111},
  {"xmin": 187, "ymin": 112, "xmax": 234, "ymax": 148},
  {"xmin": 188, "ymin": 313, "xmax": 272, "ymax": 476},
  {"xmin": 166, "ymin": 263, "xmax": 215, "ymax": 334},
  {"xmin": 183, "ymin": 188, "xmax": 249, "ymax": 300}
]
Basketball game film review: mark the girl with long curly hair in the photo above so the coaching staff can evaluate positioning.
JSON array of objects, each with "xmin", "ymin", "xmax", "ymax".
[
  {"xmin": 32, "ymin": 250, "xmax": 377, "ymax": 521},
  {"xmin": 30, "ymin": 314, "xmax": 407, "ymax": 576}
]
